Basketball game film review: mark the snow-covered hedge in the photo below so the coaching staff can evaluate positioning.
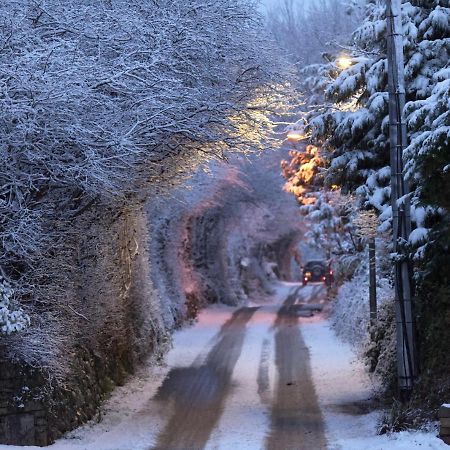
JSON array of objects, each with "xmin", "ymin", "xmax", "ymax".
[
  {"xmin": 331, "ymin": 253, "xmax": 393, "ymax": 349},
  {"xmin": 0, "ymin": 0, "xmax": 289, "ymax": 357},
  {"xmin": 0, "ymin": 276, "xmax": 30, "ymax": 335},
  {"xmin": 0, "ymin": 0, "xmax": 286, "ymax": 305},
  {"xmin": 330, "ymin": 246, "xmax": 398, "ymax": 391}
]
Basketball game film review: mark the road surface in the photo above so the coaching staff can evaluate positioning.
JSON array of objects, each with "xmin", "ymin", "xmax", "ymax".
[
  {"xmin": 5, "ymin": 282, "xmax": 445, "ymax": 450},
  {"xmin": 151, "ymin": 283, "xmax": 327, "ymax": 450}
]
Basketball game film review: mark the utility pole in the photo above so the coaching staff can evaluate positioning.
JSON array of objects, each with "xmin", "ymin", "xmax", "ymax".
[{"xmin": 386, "ymin": 0, "xmax": 418, "ymax": 400}]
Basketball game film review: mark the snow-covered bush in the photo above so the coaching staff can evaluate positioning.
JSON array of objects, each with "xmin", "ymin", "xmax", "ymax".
[
  {"xmin": 365, "ymin": 301, "xmax": 397, "ymax": 397},
  {"xmin": 0, "ymin": 275, "xmax": 30, "ymax": 335},
  {"xmin": 331, "ymin": 251, "xmax": 393, "ymax": 347}
]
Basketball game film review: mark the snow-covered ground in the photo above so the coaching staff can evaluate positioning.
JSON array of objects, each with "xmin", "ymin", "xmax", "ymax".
[
  {"xmin": 0, "ymin": 306, "xmax": 238, "ymax": 450},
  {"xmin": 0, "ymin": 283, "xmax": 446, "ymax": 450},
  {"xmin": 302, "ymin": 320, "xmax": 445, "ymax": 450}
]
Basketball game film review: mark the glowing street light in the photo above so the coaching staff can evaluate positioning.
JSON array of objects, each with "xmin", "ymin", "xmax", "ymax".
[
  {"xmin": 287, "ymin": 131, "xmax": 306, "ymax": 142},
  {"xmin": 286, "ymin": 123, "xmax": 307, "ymax": 142},
  {"xmin": 336, "ymin": 55, "xmax": 352, "ymax": 70}
]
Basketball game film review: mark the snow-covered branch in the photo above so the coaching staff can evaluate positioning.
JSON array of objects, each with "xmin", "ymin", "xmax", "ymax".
[{"xmin": 0, "ymin": 0, "xmax": 289, "ymax": 335}]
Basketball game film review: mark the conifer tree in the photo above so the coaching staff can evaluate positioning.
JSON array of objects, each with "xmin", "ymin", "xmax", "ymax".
[
  {"xmin": 300, "ymin": 1, "xmax": 447, "ymax": 219},
  {"xmin": 291, "ymin": 0, "xmax": 450, "ymax": 401}
]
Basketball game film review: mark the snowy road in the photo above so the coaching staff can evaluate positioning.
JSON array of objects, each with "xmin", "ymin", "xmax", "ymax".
[
  {"xmin": 154, "ymin": 284, "xmax": 326, "ymax": 450},
  {"xmin": 154, "ymin": 306, "xmax": 261, "ymax": 449},
  {"xmin": 266, "ymin": 287, "xmax": 326, "ymax": 450},
  {"xmin": 2, "ymin": 283, "xmax": 447, "ymax": 450}
]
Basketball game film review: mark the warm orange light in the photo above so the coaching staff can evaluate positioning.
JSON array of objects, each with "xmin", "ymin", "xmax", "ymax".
[
  {"xmin": 287, "ymin": 131, "xmax": 305, "ymax": 142},
  {"xmin": 336, "ymin": 55, "xmax": 352, "ymax": 70},
  {"xmin": 307, "ymin": 145, "xmax": 318, "ymax": 155}
]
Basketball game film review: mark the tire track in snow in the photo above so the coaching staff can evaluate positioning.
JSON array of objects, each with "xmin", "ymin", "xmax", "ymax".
[
  {"xmin": 257, "ymin": 338, "xmax": 271, "ymax": 404},
  {"xmin": 151, "ymin": 306, "xmax": 258, "ymax": 450},
  {"xmin": 266, "ymin": 289, "xmax": 327, "ymax": 450}
]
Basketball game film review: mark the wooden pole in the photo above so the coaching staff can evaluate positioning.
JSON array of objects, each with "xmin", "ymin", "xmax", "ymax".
[
  {"xmin": 386, "ymin": 0, "xmax": 418, "ymax": 400},
  {"xmin": 369, "ymin": 237, "xmax": 377, "ymax": 328}
]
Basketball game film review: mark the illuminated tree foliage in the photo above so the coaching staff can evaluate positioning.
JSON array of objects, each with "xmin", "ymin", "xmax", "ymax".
[
  {"xmin": 282, "ymin": 144, "xmax": 362, "ymax": 258},
  {"xmin": 281, "ymin": 144, "xmax": 326, "ymax": 204}
]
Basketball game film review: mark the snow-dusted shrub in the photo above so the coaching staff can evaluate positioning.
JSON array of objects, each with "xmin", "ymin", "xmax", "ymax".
[
  {"xmin": 334, "ymin": 252, "xmax": 362, "ymax": 282},
  {"xmin": 0, "ymin": 275, "xmax": 30, "ymax": 335},
  {"xmin": 378, "ymin": 399, "xmax": 426, "ymax": 434},
  {"xmin": 365, "ymin": 301, "xmax": 397, "ymax": 395},
  {"xmin": 331, "ymin": 240, "xmax": 399, "ymax": 395},
  {"xmin": 331, "ymin": 252, "xmax": 394, "ymax": 349}
]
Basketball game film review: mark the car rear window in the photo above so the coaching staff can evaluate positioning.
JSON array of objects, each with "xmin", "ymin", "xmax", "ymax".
[{"xmin": 305, "ymin": 261, "xmax": 326, "ymax": 268}]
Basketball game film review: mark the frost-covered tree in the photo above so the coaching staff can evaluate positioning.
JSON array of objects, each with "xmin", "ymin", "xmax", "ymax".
[
  {"xmin": 281, "ymin": 144, "xmax": 362, "ymax": 259},
  {"xmin": 281, "ymin": 144, "xmax": 327, "ymax": 203},
  {"xmin": 300, "ymin": 191, "xmax": 363, "ymax": 257},
  {"xmin": 266, "ymin": 0, "xmax": 364, "ymax": 66},
  {"xmin": 0, "ymin": 0, "xmax": 288, "ymax": 334}
]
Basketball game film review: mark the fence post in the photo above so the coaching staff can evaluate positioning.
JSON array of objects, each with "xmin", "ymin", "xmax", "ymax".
[{"xmin": 369, "ymin": 237, "xmax": 377, "ymax": 329}]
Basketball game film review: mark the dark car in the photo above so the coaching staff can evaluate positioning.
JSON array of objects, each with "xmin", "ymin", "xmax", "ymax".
[{"xmin": 302, "ymin": 260, "xmax": 334, "ymax": 286}]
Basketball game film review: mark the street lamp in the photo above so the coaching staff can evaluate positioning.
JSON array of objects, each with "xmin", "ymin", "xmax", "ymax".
[
  {"xmin": 287, "ymin": 123, "xmax": 307, "ymax": 142},
  {"xmin": 287, "ymin": 131, "xmax": 306, "ymax": 142}
]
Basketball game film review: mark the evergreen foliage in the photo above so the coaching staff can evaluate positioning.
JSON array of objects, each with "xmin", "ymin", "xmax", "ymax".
[
  {"xmin": 291, "ymin": 0, "xmax": 450, "ymax": 405},
  {"xmin": 281, "ymin": 144, "xmax": 363, "ymax": 261},
  {"xmin": 302, "ymin": 1, "xmax": 449, "ymax": 228}
]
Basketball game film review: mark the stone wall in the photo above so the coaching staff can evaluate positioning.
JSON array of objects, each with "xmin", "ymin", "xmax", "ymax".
[{"xmin": 0, "ymin": 363, "xmax": 47, "ymax": 446}]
